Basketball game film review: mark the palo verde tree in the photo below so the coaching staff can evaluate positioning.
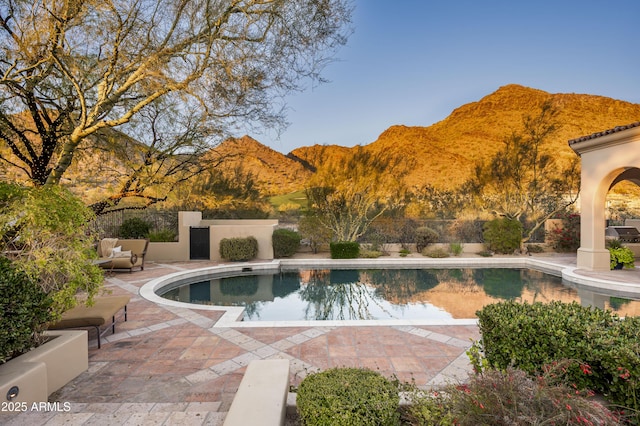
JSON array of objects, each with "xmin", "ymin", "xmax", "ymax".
[
  {"xmin": 0, "ymin": 0, "xmax": 352, "ymax": 205},
  {"xmin": 468, "ymin": 101, "xmax": 580, "ymax": 246},
  {"xmin": 306, "ymin": 146, "xmax": 408, "ymax": 242}
]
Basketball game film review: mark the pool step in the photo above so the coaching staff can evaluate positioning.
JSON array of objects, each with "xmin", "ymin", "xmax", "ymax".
[{"xmin": 223, "ymin": 359, "xmax": 290, "ymax": 426}]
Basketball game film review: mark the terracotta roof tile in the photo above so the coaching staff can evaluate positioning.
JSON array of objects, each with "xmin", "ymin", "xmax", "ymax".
[{"xmin": 568, "ymin": 121, "xmax": 640, "ymax": 145}]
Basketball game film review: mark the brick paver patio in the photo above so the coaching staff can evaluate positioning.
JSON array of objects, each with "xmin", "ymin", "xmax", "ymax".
[{"xmin": 3, "ymin": 255, "xmax": 638, "ymax": 425}]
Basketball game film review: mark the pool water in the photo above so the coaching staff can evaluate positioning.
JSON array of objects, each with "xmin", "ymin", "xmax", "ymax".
[{"xmin": 158, "ymin": 268, "xmax": 640, "ymax": 321}]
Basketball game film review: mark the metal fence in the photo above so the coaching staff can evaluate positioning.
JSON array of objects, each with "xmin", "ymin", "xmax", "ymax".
[{"xmin": 91, "ymin": 210, "xmax": 179, "ymax": 238}]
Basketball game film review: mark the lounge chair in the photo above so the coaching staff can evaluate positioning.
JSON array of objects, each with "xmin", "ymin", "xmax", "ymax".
[
  {"xmin": 96, "ymin": 238, "xmax": 149, "ymax": 272},
  {"xmin": 48, "ymin": 296, "xmax": 130, "ymax": 348}
]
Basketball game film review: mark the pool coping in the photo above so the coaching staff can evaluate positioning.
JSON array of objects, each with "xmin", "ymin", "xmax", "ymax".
[{"xmin": 139, "ymin": 257, "xmax": 640, "ymax": 328}]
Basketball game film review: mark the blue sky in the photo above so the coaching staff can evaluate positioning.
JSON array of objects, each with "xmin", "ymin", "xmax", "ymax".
[{"xmin": 255, "ymin": 0, "xmax": 640, "ymax": 154}]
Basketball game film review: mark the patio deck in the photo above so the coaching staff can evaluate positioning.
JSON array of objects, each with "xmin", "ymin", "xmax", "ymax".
[{"xmin": 3, "ymin": 254, "xmax": 638, "ymax": 425}]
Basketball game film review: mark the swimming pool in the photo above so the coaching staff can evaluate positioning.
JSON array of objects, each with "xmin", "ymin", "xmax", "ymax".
[
  {"xmin": 157, "ymin": 267, "xmax": 640, "ymax": 322},
  {"xmin": 140, "ymin": 258, "xmax": 640, "ymax": 326}
]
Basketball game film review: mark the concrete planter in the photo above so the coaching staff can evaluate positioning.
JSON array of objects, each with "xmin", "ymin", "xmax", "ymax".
[{"xmin": 0, "ymin": 330, "xmax": 88, "ymax": 405}]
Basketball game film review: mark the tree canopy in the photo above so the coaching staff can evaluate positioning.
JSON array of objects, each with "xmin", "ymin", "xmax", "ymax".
[
  {"xmin": 0, "ymin": 0, "xmax": 352, "ymax": 204},
  {"xmin": 468, "ymin": 101, "xmax": 580, "ymax": 244},
  {"xmin": 306, "ymin": 147, "xmax": 408, "ymax": 242}
]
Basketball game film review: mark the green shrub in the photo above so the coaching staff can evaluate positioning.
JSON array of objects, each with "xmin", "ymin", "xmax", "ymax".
[
  {"xmin": 608, "ymin": 246, "xmax": 635, "ymax": 269},
  {"xmin": 449, "ymin": 242, "xmax": 464, "ymax": 256},
  {"xmin": 399, "ymin": 248, "xmax": 411, "ymax": 257},
  {"xmin": 272, "ymin": 228, "xmax": 301, "ymax": 258},
  {"xmin": 422, "ymin": 247, "xmax": 450, "ymax": 258},
  {"xmin": 415, "ymin": 226, "xmax": 439, "ymax": 252},
  {"xmin": 483, "ymin": 218, "xmax": 522, "ymax": 254},
  {"xmin": 219, "ymin": 237, "xmax": 258, "ymax": 261},
  {"xmin": 297, "ymin": 368, "xmax": 400, "ymax": 426},
  {"xmin": 330, "ymin": 241, "xmax": 360, "ymax": 259},
  {"xmin": 0, "ymin": 183, "xmax": 102, "ymax": 316},
  {"xmin": 472, "ymin": 301, "xmax": 640, "ymax": 416},
  {"xmin": 147, "ymin": 229, "xmax": 177, "ymax": 242},
  {"xmin": 119, "ymin": 217, "xmax": 151, "ymax": 238},
  {"xmin": 594, "ymin": 315, "xmax": 640, "ymax": 414},
  {"xmin": 0, "ymin": 258, "xmax": 54, "ymax": 363}
]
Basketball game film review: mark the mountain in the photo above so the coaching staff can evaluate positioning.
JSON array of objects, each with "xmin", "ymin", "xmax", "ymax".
[
  {"xmin": 210, "ymin": 85, "xmax": 640, "ymax": 196},
  {"xmin": 7, "ymin": 84, "xmax": 637, "ymax": 205},
  {"xmin": 209, "ymin": 135, "xmax": 312, "ymax": 195},
  {"xmin": 361, "ymin": 84, "xmax": 640, "ymax": 189},
  {"xmin": 288, "ymin": 144, "xmax": 353, "ymax": 172}
]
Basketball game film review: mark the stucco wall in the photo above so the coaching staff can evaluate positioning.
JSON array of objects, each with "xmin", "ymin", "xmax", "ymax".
[
  {"xmin": 571, "ymin": 126, "xmax": 640, "ymax": 270},
  {"xmin": 146, "ymin": 212, "xmax": 277, "ymax": 262}
]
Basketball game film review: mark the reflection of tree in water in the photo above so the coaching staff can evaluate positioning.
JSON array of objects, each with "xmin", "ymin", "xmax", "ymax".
[
  {"xmin": 473, "ymin": 268, "xmax": 525, "ymax": 299},
  {"xmin": 366, "ymin": 269, "xmax": 440, "ymax": 303},
  {"xmin": 609, "ymin": 297, "xmax": 632, "ymax": 310},
  {"xmin": 298, "ymin": 269, "xmax": 388, "ymax": 320},
  {"xmin": 272, "ymin": 272, "xmax": 301, "ymax": 298},
  {"xmin": 219, "ymin": 275, "xmax": 261, "ymax": 318},
  {"xmin": 219, "ymin": 275, "xmax": 259, "ymax": 296}
]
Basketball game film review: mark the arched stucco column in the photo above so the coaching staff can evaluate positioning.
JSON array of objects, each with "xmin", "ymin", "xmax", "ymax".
[
  {"xmin": 576, "ymin": 172, "xmax": 610, "ymax": 270},
  {"xmin": 569, "ymin": 123, "xmax": 640, "ymax": 271}
]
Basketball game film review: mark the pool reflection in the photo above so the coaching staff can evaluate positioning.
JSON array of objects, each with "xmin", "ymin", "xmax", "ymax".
[{"xmin": 159, "ymin": 268, "xmax": 640, "ymax": 321}]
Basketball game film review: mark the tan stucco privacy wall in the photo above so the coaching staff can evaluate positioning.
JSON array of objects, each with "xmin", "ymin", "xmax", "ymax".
[
  {"xmin": 146, "ymin": 211, "xmax": 277, "ymax": 262},
  {"xmin": 569, "ymin": 124, "xmax": 640, "ymax": 271}
]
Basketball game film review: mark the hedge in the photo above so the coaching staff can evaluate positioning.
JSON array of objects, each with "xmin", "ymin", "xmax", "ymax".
[
  {"xmin": 272, "ymin": 229, "xmax": 301, "ymax": 258},
  {"xmin": 297, "ymin": 368, "xmax": 400, "ymax": 426},
  {"xmin": 329, "ymin": 241, "xmax": 360, "ymax": 259},
  {"xmin": 0, "ymin": 258, "xmax": 54, "ymax": 363},
  {"xmin": 482, "ymin": 218, "xmax": 522, "ymax": 254},
  {"xmin": 219, "ymin": 236, "xmax": 258, "ymax": 261},
  {"xmin": 473, "ymin": 301, "xmax": 640, "ymax": 414}
]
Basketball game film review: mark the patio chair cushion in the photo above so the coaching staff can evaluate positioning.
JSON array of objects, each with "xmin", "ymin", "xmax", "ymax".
[{"xmin": 49, "ymin": 296, "xmax": 130, "ymax": 329}]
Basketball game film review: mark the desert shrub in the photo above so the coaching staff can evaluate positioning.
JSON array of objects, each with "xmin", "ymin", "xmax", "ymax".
[
  {"xmin": 330, "ymin": 241, "xmax": 360, "ymax": 259},
  {"xmin": 526, "ymin": 243, "xmax": 545, "ymax": 253},
  {"xmin": 359, "ymin": 248, "xmax": 383, "ymax": 258},
  {"xmin": 448, "ymin": 219, "xmax": 485, "ymax": 243},
  {"xmin": 272, "ymin": 228, "xmax": 301, "ymax": 258},
  {"xmin": 219, "ymin": 237, "xmax": 258, "ymax": 261},
  {"xmin": 365, "ymin": 217, "xmax": 418, "ymax": 245},
  {"xmin": 415, "ymin": 226, "xmax": 439, "ymax": 252},
  {"xmin": 298, "ymin": 215, "xmax": 332, "ymax": 253},
  {"xmin": 405, "ymin": 367, "xmax": 620, "ymax": 426},
  {"xmin": 472, "ymin": 301, "xmax": 640, "ymax": 416},
  {"xmin": 547, "ymin": 212, "xmax": 580, "ymax": 252},
  {"xmin": 483, "ymin": 218, "xmax": 522, "ymax": 254},
  {"xmin": 119, "ymin": 217, "xmax": 151, "ymax": 238},
  {"xmin": 399, "ymin": 248, "xmax": 411, "ymax": 257},
  {"xmin": 0, "ymin": 258, "xmax": 55, "ymax": 363},
  {"xmin": 297, "ymin": 367, "xmax": 400, "ymax": 426},
  {"xmin": 422, "ymin": 247, "xmax": 449, "ymax": 258},
  {"xmin": 147, "ymin": 229, "xmax": 177, "ymax": 242},
  {"xmin": 449, "ymin": 242, "xmax": 464, "ymax": 256}
]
